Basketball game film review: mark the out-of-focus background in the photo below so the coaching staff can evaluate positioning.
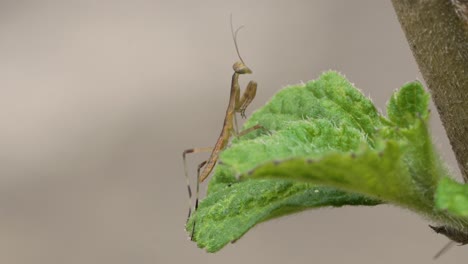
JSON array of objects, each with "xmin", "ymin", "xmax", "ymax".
[{"xmin": 0, "ymin": 1, "xmax": 465, "ymax": 263}]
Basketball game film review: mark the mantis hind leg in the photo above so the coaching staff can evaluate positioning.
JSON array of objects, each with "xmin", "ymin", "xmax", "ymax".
[
  {"xmin": 191, "ymin": 160, "xmax": 208, "ymax": 241},
  {"xmin": 182, "ymin": 147, "xmax": 212, "ymax": 226},
  {"xmin": 237, "ymin": 124, "xmax": 266, "ymax": 137},
  {"xmin": 232, "ymin": 124, "xmax": 270, "ymax": 139}
]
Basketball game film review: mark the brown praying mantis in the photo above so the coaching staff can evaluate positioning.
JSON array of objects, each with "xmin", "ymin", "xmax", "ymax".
[{"xmin": 182, "ymin": 18, "xmax": 264, "ymax": 240}]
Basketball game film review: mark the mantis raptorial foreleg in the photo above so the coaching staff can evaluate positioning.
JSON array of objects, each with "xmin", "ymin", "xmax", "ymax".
[
  {"xmin": 233, "ymin": 80, "xmax": 257, "ymax": 133},
  {"xmin": 236, "ymin": 80, "xmax": 257, "ymax": 118}
]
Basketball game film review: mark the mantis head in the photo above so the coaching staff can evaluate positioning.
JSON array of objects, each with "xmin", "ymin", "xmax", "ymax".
[{"xmin": 233, "ymin": 61, "xmax": 252, "ymax": 74}]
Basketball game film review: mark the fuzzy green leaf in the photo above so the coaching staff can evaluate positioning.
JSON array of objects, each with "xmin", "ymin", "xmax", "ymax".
[
  {"xmin": 186, "ymin": 71, "xmax": 446, "ymax": 252},
  {"xmin": 188, "ymin": 178, "xmax": 379, "ymax": 252},
  {"xmin": 242, "ymin": 141, "xmax": 424, "ymax": 209},
  {"xmin": 435, "ymin": 177, "xmax": 468, "ymax": 217},
  {"xmin": 387, "ymin": 81, "xmax": 430, "ymax": 127}
]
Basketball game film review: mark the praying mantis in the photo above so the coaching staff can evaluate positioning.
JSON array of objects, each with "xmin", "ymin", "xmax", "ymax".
[{"xmin": 182, "ymin": 18, "xmax": 264, "ymax": 240}]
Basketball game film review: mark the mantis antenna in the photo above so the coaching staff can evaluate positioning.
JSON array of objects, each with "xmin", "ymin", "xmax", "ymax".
[{"xmin": 230, "ymin": 14, "xmax": 246, "ymax": 65}]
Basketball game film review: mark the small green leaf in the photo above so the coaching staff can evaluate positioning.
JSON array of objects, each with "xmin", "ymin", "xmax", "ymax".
[
  {"xmin": 387, "ymin": 81, "xmax": 430, "ymax": 128},
  {"xmin": 436, "ymin": 177, "xmax": 468, "ymax": 217},
  {"xmin": 384, "ymin": 81, "xmax": 443, "ymax": 201},
  {"xmin": 186, "ymin": 71, "xmax": 449, "ymax": 252}
]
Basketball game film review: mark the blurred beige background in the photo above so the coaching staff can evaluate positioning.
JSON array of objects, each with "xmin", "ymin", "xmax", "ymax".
[{"xmin": 0, "ymin": 0, "xmax": 465, "ymax": 263}]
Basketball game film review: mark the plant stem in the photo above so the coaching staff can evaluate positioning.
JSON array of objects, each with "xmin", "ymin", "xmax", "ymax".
[{"xmin": 391, "ymin": 0, "xmax": 468, "ymax": 181}]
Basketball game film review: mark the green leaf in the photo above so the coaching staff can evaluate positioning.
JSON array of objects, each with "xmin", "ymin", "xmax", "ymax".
[
  {"xmin": 186, "ymin": 71, "xmax": 447, "ymax": 252},
  {"xmin": 188, "ymin": 178, "xmax": 379, "ymax": 252},
  {"xmin": 381, "ymin": 81, "xmax": 440, "ymax": 199},
  {"xmin": 387, "ymin": 81, "xmax": 430, "ymax": 128},
  {"xmin": 435, "ymin": 177, "xmax": 468, "ymax": 217},
  {"xmin": 243, "ymin": 141, "xmax": 424, "ymax": 210}
]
